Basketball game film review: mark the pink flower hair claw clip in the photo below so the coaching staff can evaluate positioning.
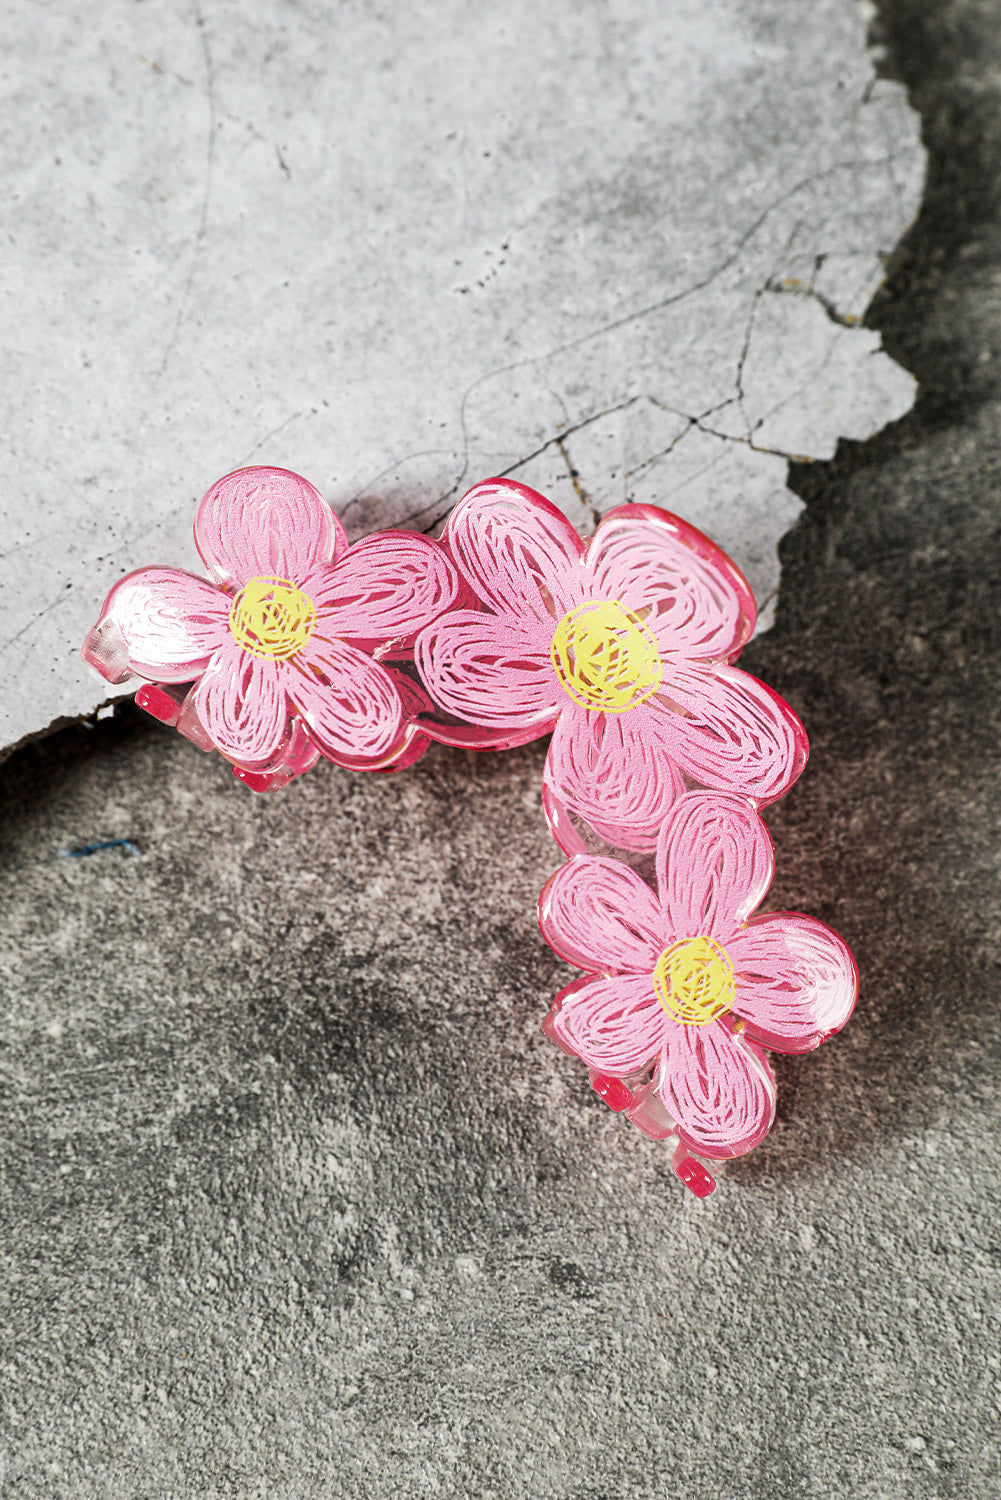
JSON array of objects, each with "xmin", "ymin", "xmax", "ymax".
[
  {"xmin": 413, "ymin": 479, "xmax": 807, "ymax": 853},
  {"xmin": 81, "ymin": 467, "xmax": 858, "ymax": 1197},
  {"xmin": 83, "ymin": 466, "xmax": 458, "ymax": 789},
  {"xmin": 538, "ymin": 793, "xmax": 858, "ymax": 1197}
]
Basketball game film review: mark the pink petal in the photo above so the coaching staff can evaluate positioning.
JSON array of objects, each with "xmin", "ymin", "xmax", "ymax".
[
  {"xmin": 538, "ymin": 857, "xmax": 665, "ymax": 974},
  {"xmin": 657, "ymin": 1021, "xmax": 776, "ymax": 1158},
  {"xmin": 304, "ymin": 531, "xmax": 459, "ymax": 649},
  {"xmin": 286, "ymin": 636, "xmax": 406, "ymax": 766},
  {"xmin": 414, "ymin": 609, "xmax": 561, "ymax": 732},
  {"xmin": 543, "ymin": 702, "xmax": 685, "ymax": 855},
  {"xmin": 656, "ymin": 792, "xmax": 775, "ymax": 939},
  {"xmin": 95, "ymin": 567, "xmax": 230, "ymax": 682},
  {"xmin": 728, "ymin": 913, "xmax": 859, "ymax": 1053},
  {"xmin": 443, "ymin": 478, "xmax": 585, "ymax": 624},
  {"xmin": 654, "ymin": 662, "xmax": 808, "ymax": 805},
  {"xmin": 194, "ymin": 467, "xmax": 347, "ymax": 589},
  {"xmin": 584, "ymin": 505, "xmax": 756, "ymax": 662},
  {"xmin": 546, "ymin": 973, "xmax": 667, "ymax": 1076},
  {"xmin": 190, "ymin": 641, "xmax": 290, "ymax": 765}
]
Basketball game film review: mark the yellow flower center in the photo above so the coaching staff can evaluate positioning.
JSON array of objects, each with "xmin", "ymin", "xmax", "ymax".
[
  {"xmin": 550, "ymin": 600, "xmax": 662, "ymax": 714},
  {"xmin": 228, "ymin": 575, "xmax": 317, "ymax": 661},
  {"xmin": 653, "ymin": 936, "xmax": 736, "ymax": 1027}
]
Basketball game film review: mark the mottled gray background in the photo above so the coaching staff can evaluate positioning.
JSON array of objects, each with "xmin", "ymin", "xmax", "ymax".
[{"xmin": 2, "ymin": 1, "xmax": 1001, "ymax": 1496}]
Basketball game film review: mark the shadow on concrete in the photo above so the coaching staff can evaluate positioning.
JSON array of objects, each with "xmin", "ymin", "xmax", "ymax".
[{"xmin": 731, "ymin": 0, "xmax": 1001, "ymax": 1185}]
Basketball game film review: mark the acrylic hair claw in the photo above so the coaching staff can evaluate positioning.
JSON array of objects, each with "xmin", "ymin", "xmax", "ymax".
[
  {"xmin": 413, "ymin": 480, "xmax": 807, "ymax": 853},
  {"xmin": 82, "ymin": 466, "xmax": 857, "ymax": 1195},
  {"xmin": 539, "ymin": 792, "xmax": 857, "ymax": 1193},
  {"xmin": 83, "ymin": 466, "xmax": 458, "ymax": 788}
]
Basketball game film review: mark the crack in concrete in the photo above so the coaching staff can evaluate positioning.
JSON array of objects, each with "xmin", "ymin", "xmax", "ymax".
[
  {"xmin": 368, "ymin": 151, "xmax": 904, "ymax": 535},
  {"xmin": 340, "ymin": 143, "xmax": 908, "ymax": 547},
  {"xmin": 150, "ymin": 1, "xmax": 217, "ymax": 390},
  {"xmin": 765, "ymin": 265, "xmax": 865, "ymax": 328},
  {"xmin": 733, "ymin": 285, "xmax": 766, "ymax": 444},
  {"xmin": 691, "ymin": 420, "xmax": 813, "ymax": 464},
  {"xmin": 1, "ymin": 13, "xmax": 927, "ymax": 750},
  {"xmin": 554, "ymin": 438, "xmax": 601, "ymax": 531},
  {"xmin": 393, "ymin": 389, "xmax": 811, "ymax": 540}
]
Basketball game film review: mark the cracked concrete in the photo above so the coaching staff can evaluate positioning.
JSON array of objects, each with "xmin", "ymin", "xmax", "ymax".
[
  {"xmin": 3, "ymin": 3, "xmax": 1001, "ymax": 1495},
  {"xmin": 0, "ymin": 0, "xmax": 923, "ymax": 752}
]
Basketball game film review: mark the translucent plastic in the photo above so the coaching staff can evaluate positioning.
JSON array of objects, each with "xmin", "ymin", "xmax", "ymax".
[
  {"xmin": 415, "ymin": 480, "xmax": 808, "ymax": 853},
  {"xmin": 84, "ymin": 466, "xmax": 459, "ymax": 784},
  {"xmin": 82, "ymin": 469, "xmax": 857, "ymax": 1196},
  {"xmin": 539, "ymin": 791, "xmax": 859, "ymax": 1167}
]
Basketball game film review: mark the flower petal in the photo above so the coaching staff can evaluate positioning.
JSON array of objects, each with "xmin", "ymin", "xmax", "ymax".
[
  {"xmin": 286, "ymin": 637, "xmax": 406, "ymax": 766},
  {"xmin": 91, "ymin": 568, "xmax": 230, "ymax": 682},
  {"xmin": 304, "ymin": 532, "xmax": 459, "ymax": 649},
  {"xmin": 728, "ymin": 912, "xmax": 859, "ymax": 1053},
  {"xmin": 539, "ymin": 857, "xmax": 664, "ymax": 973},
  {"xmin": 656, "ymin": 792, "xmax": 775, "ymax": 939},
  {"xmin": 443, "ymin": 478, "xmax": 584, "ymax": 624},
  {"xmin": 545, "ymin": 973, "xmax": 667, "ymax": 1076},
  {"xmin": 584, "ymin": 504, "xmax": 756, "ymax": 662},
  {"xmin": 194, "ymin": 466, "xmax": 347, "ymax": 589},
  {"xmin": 655, "ymin": 661, "xmax": 808, "ymax": 805},
  {"xmin": 543, "ymin": 701, "xmax": 685, "ymax": 854},
  {"xmin": 414, "ymin": 609, "xmax": 561, "ymax": 732},
  {"xmin": 657, "ymin": 1021, "xmax": 775, "ymax": 1158},
  {"xmin": 190, "ymin": 641, "xmax": 290, "ymax": 765}
]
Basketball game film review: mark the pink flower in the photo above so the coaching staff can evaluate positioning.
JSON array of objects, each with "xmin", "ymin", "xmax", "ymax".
[
  {"xmin": 415, "ymin": 479, "xmax": 807, "ymax": 852},
  {"xmin": 83, "ymin": 466, "xmax": 459, "ymax": 771},
  {"xmin": 538, "ymin": 792, "xmax": 858, "ymax": 1159}
]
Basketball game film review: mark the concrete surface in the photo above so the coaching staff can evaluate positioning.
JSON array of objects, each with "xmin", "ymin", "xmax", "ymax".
[
  {"xmin": 3, "ymin": 0, "xmax": 1001, "ymax": 1497},
  {"xmin": 0, "ymin": 0, "xmax": 923, "ymax": 750}
]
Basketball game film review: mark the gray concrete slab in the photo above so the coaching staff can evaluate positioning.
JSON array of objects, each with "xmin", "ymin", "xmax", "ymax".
[
  {"xmin": 0, "ymin": 0, "xmax": 922, "ymax": 751},
  {"xmin": 2, "ymin": 1, "xmax": 1000, "ymax": 1497}
]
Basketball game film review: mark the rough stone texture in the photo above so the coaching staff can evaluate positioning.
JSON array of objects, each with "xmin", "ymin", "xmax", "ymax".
[
  {"xmin": 0, "ymin": 0, "xmax": 922, "ymax": 751},
  {"xmin": 3, "ymin": 1, "xmax": 1001, "ymax": 1496}
]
